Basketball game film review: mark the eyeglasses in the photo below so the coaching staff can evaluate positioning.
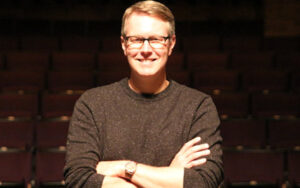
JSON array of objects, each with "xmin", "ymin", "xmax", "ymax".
[{"xmin": 124, "ymin": 35, "xmax": 170, "ymax": 49}]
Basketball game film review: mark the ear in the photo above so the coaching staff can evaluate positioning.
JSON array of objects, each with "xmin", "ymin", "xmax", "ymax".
[
  {"xmin": 121, "ymin": 36, "xmax": 127, "ymax": 56},
  {"xmin": 168, "ymin": 35, "xmax": 176, "ymax": 56}
]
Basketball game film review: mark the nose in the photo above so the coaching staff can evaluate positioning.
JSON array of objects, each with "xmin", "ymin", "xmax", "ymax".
[{"xmin": 140, "ymin": 40, "xmax": 152, "ymax": 58}]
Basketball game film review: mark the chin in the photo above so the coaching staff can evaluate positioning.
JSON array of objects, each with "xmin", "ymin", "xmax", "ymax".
[
  {"xmin": 129, "ymin": 60, "xmax": 166, "ymax": 78},
  {"xmin": 134, "ymin": 67, "xmax": 167, "ymax": 78},
  {"xmin": 136, "ymin": 70, "xmax": 158, "ymax": 77}
]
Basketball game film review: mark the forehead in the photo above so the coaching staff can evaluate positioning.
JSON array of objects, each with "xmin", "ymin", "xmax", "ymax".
[{"xmin": 124, "ymin": 12, "xmax": 170, "ymax": 36}]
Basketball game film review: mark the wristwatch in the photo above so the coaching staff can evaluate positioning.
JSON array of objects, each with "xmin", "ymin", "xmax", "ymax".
[{"xmin": 125, "ymin": 161, "xmax": 137, "ymax": 180}]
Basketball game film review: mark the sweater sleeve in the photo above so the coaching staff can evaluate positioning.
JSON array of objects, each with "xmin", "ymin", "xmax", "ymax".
[
  {"xmin": 184, "ymin": 96, "xmax": 224, "ymax": 188},
  {"xmin": 64, "ymin": 93, "xmax": 104, "ymax": 188}
]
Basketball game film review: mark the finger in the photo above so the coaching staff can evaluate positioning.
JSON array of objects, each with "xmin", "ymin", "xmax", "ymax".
[
  {"xmin": 178, "ymin": 137, "xmax": 201, "ymax": 155},
  {"xmin": 186, "ymin": 158, "xmax": 207, "ymax": 168},
  {"xmin": 187, "ymin": 149, "xmax": 210, "ymax": 163},
  {"xmin": 184, "ymin": 143, "xmax": 210, "ymax": 157}
]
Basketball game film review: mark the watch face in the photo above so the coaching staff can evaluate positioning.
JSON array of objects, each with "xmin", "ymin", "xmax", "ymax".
[
  {"xmin": 126, "ymin": 161, "xmax": 137, "ymax": 176},
  {"xmin": 127, "ymin": 164, "xmax": 135, "ymax": 173}
]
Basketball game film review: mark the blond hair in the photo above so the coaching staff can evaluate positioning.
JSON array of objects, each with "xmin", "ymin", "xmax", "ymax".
[{"xmin": 121, "ymin": 0, "xmax": 175, "ymax": 36}]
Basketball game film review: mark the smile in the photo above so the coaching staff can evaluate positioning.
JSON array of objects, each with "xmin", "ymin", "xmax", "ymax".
[
  {"xmin": 137, "ymin": 59, "xmax": 157, "ymax": 65},
  {"xmin": 137, "ymin": 58, "xmax": 156, "ymax": 62}
]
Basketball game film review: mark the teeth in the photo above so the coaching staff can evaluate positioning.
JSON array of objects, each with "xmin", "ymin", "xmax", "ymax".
[{"xmin": 138, "ymin": 59, "xmax": 155, "ymax": 62}]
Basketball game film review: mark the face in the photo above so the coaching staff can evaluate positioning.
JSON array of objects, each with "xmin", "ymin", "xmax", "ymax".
[{"xmin": 121, "ymin": 12, "xmax": 176, "ymax": 78}]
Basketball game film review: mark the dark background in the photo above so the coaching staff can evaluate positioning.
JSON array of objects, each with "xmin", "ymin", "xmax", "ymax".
[{"xmin": 0, "ymin": 0, "xmax": 299, "ymax": 188}]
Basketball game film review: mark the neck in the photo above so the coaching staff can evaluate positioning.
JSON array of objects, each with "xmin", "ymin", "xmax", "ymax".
[{"xmin": 128, "ymin": 72, "xmax": 169, "ymax": 94}]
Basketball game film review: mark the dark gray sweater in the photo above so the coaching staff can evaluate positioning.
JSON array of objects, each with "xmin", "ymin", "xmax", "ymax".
[{"xmin": 64, "ymin": 78, "xmax": 223, "ymax": 188}]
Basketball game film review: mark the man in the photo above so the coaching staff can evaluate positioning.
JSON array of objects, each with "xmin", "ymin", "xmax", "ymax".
[{"xmin": 64, "ymin": 1, "xmax": 223, "ymax": 187}]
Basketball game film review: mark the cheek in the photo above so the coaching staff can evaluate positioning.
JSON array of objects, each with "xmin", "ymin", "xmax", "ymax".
[
  {"xmin": 152, "ymin": 48, "xmax": 168, "ymax": 57},
  {"xmin": 126, "ymin": 49, "xmax": 139, "ymax": 57}
]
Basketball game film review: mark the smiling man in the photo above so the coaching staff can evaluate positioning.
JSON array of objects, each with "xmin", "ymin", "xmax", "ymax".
[{"xmin": 64, "ymin": 1, "xmax": 223, "ymax": 187}]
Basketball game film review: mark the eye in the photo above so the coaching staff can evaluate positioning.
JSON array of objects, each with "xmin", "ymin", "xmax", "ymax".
[
  {"xmin": 130, "ymin": 37, "xmax": 144, "ymax": 43},
  {"xmin": 149, "ymin": 37, "xmax": 163, "ymax": 43}
]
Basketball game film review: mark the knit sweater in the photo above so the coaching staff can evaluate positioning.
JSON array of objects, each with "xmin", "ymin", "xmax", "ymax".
[{"xmin": 64, "ymin": 78, "xmax": 223, "ymax": 188}]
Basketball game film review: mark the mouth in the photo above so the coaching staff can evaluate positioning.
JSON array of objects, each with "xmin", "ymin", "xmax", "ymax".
[{"xmin": 137, "ymin": 59, "xmax": 157, "ymax": 64}]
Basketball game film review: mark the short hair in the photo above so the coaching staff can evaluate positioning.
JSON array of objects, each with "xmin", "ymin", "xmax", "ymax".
[{"xmin": 121, "ymin": 0, "xmax": 175, "ymax": 36}]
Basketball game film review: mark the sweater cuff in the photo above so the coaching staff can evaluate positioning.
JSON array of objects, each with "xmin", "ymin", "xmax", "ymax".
[
  {"xmin": 184, "ymin": 168, "xmax": 206, "ymax": 188},
  {"xmin": 85, "ymin": 173, "xmax": 104, "ymax": 188}
]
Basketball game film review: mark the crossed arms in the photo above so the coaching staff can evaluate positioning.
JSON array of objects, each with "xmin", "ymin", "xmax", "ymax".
[{"xmin": 98, "ymin": 137, "xmax": 210, "ymax": 188}]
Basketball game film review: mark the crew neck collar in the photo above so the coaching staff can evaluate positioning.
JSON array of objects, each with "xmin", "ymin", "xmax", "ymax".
[{"xmin": 119, "ymin": 77, "xmax": 174, "ymax": 101}]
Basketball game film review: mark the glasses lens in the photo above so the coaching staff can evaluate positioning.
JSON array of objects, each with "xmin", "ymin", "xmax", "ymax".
[
  {"xmin": 149, "ymin": 42, "xmax": 164, "ymax": 48},
  {"xmin": 127, "ymin": 37, "xmax": 143, "ymax": 48},
  {"xmin": 126, "ymin": 36, "xmax": 169, "ymax": 49}
]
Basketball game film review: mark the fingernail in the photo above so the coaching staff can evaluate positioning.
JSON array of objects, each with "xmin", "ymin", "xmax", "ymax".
[{"xmin": 196, "ymin": 137, "xmax": 201, "ymax": 141}]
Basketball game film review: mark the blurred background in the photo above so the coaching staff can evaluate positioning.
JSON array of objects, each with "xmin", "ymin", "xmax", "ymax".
[{"xmin": 0, "ymin": 0, "xmax": 299, "ymax": 187}]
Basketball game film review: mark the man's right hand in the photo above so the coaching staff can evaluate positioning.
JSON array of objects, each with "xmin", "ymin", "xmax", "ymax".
[{"xmin": 170, "ymin": 137, "xmax": 210, "ymax": 168}]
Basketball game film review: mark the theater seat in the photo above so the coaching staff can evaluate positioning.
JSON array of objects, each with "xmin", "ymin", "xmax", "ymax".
[
  {"xmin": 223, "ymin": 150, "xmax": 284, "ymax": 187},
  {"xmin": 61, "ymin": 36, "xmax": 100, "ymax": 52},
  {"xmin": 288, "ymin": 151, "xmax": 300, "ymax": 187},
  {"xmin": 35, "ymin": 151, "xmax": 66, "ymax": 187},
  {"xmin": 41, "ymin": 93, "xmax": 80, "ymax": 120},
  {"xmin": 47, "ymin": 71, "xmax": 94, "ymax": 93},
  {"xmin": 231, "ymin": 52, "xmax": 274, "ymax": 70},
  {"xmin": 222, "ymin": 35, "xmax": 261, "ymax": 52},
  {"xmin": 6, "ymin": 52, "xmax": 50, "ymax": 71},
  {"xmin": 52, "ymin": 52, "xmax": 96, "ymax": 71},
  {"xmin": 211, "ymin": 92, "xmax": 249, "ymax": 119},
  {"xmin": 167, "ymin": 71, "xmax": 191, "ymax": 87},
  {"xmin": 193, "ymin": 70, "xmax": 240, "ymax": 94},
  {"xmin": 167, "ymin": 52, "xmax": 185, "ymax": 71},
  {"xmin": 0, "ymin": 152, "xmax": 32, "ymax": 187},
  {"xmin": 252, "ymin": 93, "xmax": 300, "ymax": 119},
  {"xmin": 0, "ymin": 93, "xmax": 38, "ymax": 119},
  {"xmin": 221, "ymin": 119, "xmax": 266, "ymax": 149},
  {"xmin": 268, "ymin": 119, "xmax": 300, "ymax": 150},
  {"xmin": 186, "ymin": 52, "xmax": 229, "ymax": 71},
  {"xmin": 97, "ymin": 52, "xmax": 129, "ymax": 72},
  {"xmin": 182, "ymin": 35, "xmax": 220, "ymax": 52},
  {"xmin": 0, "ymin": 121, "xmax": 34, "ymax": 150},
  {"xmin": 97, "ymin": 71, "xmax": 129, "ymax": 86},
  {"xmin": 0, "ymin": 71, "xmax": 45, "ymax": 93},
  {"xmin": 241, "ymin": 70, "xmax": 289, "ymax": 93},
  {"xmin": 36, "ymin": 121, "xmax": 69, "ymax": 150}
]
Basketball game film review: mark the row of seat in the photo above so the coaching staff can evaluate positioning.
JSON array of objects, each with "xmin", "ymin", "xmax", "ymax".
[
  {"xmin": 0, "ymin": 92, "xmax": 299, "ymax": 120},
  {"xmin": 0, "ymin": 151, "xmax": 65, "ymax": 187},
  {"xmin": 2, "ymin": 150, "xmax": 299, "ymax": 187},
  {"xmin": 1, "ymin": 119, "xmax": 299, "ymax": 152},
  {"xmin": 0, "ymin": 121, "xmax": 68, "ymax": 150},
  {"xmin": 0, "ymin": 119, "xmax": 67, "ymax": 187},
  {"xmin": 1, "ymin": 70, "xmax": 300, "ymax": 94},
  {"xmin": 221, "ymin": 119, "xmax": 300, "ymax": 150},
  {"xmin": 0, "ymin": 35, "xmax": 299, "ymax": 52},
  {"xmin": 223, "ymin": 150, "xmax": 300, "ymax": 187},
  {"xmin": 0, "ymin": 93, "xmax": 79, "ymax": 119},
  {"xmin": 0, "ymin": 51, "xmax": 299, "ymax": 71},
  {"xmin": 0, "ymin": 119, "xmax": 299, "ymax": 187}
]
